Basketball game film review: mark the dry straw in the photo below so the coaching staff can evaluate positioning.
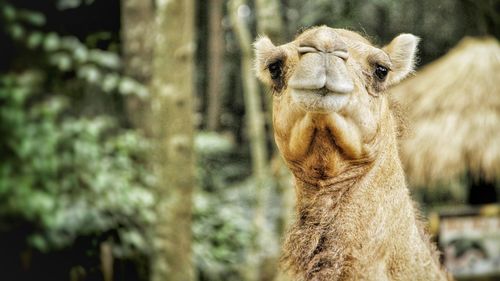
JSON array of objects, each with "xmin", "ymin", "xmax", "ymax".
[{"xmin": 390, "ymin": 36, "xmax": 500, "ymax": 188}]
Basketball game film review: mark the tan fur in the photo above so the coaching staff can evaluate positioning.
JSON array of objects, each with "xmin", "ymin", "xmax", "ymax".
[{"xmin": 254, "ymin": 26, "xmax": 452, "ymax": 280}]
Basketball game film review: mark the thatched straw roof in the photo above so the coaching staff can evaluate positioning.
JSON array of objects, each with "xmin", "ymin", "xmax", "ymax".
[{"xmin": 390, "ymin": 36, "xmax": 500, "ymax": 188}]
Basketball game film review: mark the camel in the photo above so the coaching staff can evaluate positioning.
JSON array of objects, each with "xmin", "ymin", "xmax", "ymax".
[{"xmin": 254, "ymin": 26, "xmax": 452, "ymax": 281}]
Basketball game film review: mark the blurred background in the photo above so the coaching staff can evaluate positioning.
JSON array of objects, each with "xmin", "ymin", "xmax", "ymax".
[{"xmin": 0, "ymin": 0, "xmax": 498, "ymax": 281}]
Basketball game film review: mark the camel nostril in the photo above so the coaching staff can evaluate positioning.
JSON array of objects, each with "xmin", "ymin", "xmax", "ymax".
[
  {"xmin": 298, "ymin": 46, "xmax": 319, "ymax": 54},
  {"xmin": 298, "ymin": 45, "xmax": 349, "ymax": 60},
  {"xmin": 332, "ymin": 50, "xmax": 349, "ymax": 60}
]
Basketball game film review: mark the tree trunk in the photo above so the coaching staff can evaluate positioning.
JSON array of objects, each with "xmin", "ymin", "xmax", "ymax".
[
  {"xmin": 206, "ymin": 0, "xmax": 225, "ymax": 131},
  {"xmin": 228, "ymin": 1, "xmax": 270, "ymax": 280},
  {"xmin": 100, "ymin": 241, "xmax": 113, "ymax": 281},
  {"xmin": 228, "ymin": 0, "xmax": 268, "ymax": 191},
  {"xmin": 150, "ymin": 1, "xmax": 196, "ymax": 281},
  {"xmin": 255, "ymin": 3, "xmax": 294, "ymax": 280}
]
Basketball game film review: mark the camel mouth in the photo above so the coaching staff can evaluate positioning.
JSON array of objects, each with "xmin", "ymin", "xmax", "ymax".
[{"xmin": 291, "ymin": 88, "xmax": 351, "ymax": 113}]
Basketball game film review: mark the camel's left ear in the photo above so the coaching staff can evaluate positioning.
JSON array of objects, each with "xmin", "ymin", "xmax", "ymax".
[{"xmin": 383, "ymin": 34, "xmax": 420, "ymax": 85}]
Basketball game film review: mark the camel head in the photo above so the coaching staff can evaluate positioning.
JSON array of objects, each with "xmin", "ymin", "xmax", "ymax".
[{"xmin": 254, "ymin": 26, "xmax": 419, "ymax": 184}]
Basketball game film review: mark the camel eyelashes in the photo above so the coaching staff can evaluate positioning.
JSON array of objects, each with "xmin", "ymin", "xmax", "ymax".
[
  {"xmin": 374, "ymin": 64, "xmax": 389, "ymax": 80},
  {"xmin": 267, "ymin": 60, "xmax": 283, "ymax": 80}
]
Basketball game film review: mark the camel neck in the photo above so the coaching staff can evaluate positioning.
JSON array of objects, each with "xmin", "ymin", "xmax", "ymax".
[
  {"xmin": 281, "ymin": 123, "xmax": 410, "ymax": 280},
  {"xmin": 293, "ymin": 135, "xmax": 398, "ymax": 216}
]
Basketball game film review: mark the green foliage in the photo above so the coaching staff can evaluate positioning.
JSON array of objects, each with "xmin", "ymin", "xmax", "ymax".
[
  {"xmin": 193, "ymin": 132, "xmax": 255, "ymax": 280},
  {"xmin": 0, "ymin": 71, "xmax": 156, "ymax": 257},
  {"xmin": 1, "ymin": 2, "xmax": 148, "ymax": 98},
  {"xmin": 0, "ymin": 4, "xmax": 159, "ymax": 279}
]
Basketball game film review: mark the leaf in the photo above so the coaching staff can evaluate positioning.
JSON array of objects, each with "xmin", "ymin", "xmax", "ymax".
[
  {"xmin": 49, "ymin": 53, "xmax": 72, "ymax": 71},
  {"xmin": 29, "ymin": 234, "xmax": 48, "ymax": 252},
  {"xmin": 43, "ymin": 33, "xmax": 60, "ymax": 51},
  {"xmin": 118, "ymin": 77, "xmax": 136, "ymax": 95},
  {"xmin": 8, "ymin": 24, "xmax": 24, "ymax": 40},
  {"xmin": 2, "ymin": 4, "xmax": 16, "ymax": 21},
  {"xmin": 77, "ymin": 65, "xmax": 101, "ymax": 84},
  {"xmin": 27, "ymin": 32, "xmax": 44, "ymax": 49},
  {"xmin": 102, "ymin": 73, "xmax": 119, "ymax": 92},
  {"xmin": 21, "ymin": 10, "xmax": 46, "ymax": 26},
  {"xmin": 73, "ymin": 45, "xmax": 89, "ymax": 63},
  {"xmin": 89, "ymin": 50, "xmax": 121, "ymax": 69}
]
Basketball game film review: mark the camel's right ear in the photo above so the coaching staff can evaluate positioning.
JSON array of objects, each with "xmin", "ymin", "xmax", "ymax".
[
  {"xmin": 254, "ymin": 36, "xmax": 279, "ymax": 86},
  {"xmin": 383, "ymin": 34, "xmax": 420, "ymax": 85}
]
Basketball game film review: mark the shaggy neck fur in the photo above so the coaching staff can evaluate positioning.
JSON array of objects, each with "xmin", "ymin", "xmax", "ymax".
[{"xmin": 281, "ymin": 103, "xmax": 450, "ymax": 281}]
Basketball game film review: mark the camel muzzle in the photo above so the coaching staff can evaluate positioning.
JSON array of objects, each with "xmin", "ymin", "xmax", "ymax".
[{"xmin": 288, "ymin": 51, "xmax": 354, "ymax": 95}]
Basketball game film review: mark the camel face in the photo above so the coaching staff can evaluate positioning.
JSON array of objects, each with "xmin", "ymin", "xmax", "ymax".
[
  {"xmin": 255, "ymin": 27, "xmax": 419, "ymax": 178},
  {"xmin": 255, "ymin": 26, "xmax": 419, "ymax": 113}
]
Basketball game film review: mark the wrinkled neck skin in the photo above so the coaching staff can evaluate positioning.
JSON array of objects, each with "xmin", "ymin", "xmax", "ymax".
[
  {"xmin": 273, "ymin": 95, "xmax": 449, "ymax": 281},
  {"xmin": 273, "ymin": 88, "xmax": 387, "ymax": 190}
]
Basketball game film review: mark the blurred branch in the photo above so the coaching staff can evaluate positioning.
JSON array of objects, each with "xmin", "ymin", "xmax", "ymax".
[
  {"xmin": 207, "ymin": 0, "xmax": 224, "ymax": 131},
  {"xmin": 255, "ymin": 0, "xmax": 284, "ymax": 43},
  {"xmin": 228, "ymin": 0, "xmax": 268, "ymax": 185},
  {"xmin": 255, "ymin": 0, "xmax": 284, "ymax": 153},
  {"xmin": 228, "ymin": 0, "xmax": 270, "ymax": 280},
  {"xmin": 254, "ymin": 2, "xmax": 295, "ymax": 280}
]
